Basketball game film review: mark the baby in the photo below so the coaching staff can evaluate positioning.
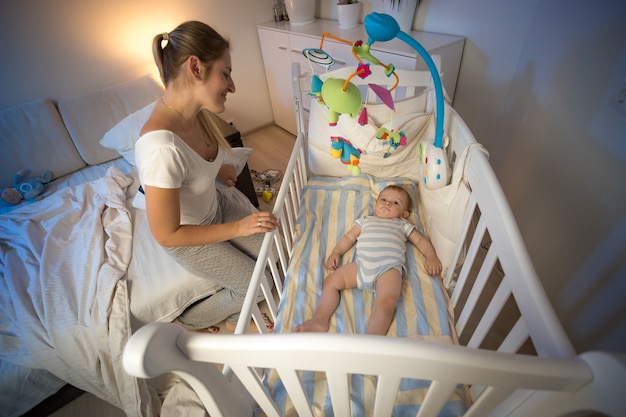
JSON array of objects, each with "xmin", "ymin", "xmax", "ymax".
[{"xmin": 294, "ymin": 185, "xmax": 442, "ymax": 335}]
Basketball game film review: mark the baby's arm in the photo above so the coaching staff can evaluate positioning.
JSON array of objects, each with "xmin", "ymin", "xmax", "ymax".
[
  {"xmin": 408, "ymin": 229, "xmax": 442, "ymax": 276},
  {"xmin": 325, "ymin": 225, "xmax": 361, "ymax": 271}
]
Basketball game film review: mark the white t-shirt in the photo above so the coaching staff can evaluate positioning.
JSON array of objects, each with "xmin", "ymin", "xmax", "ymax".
[{"xmin": 135, "ymin": 130, "xmax": 225, "ymax": 225}]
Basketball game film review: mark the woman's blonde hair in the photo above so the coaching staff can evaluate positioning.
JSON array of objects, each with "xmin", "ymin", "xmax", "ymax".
[
  {"xmin": 152, "ymin": 21, "xmax": 233, "ymax": 153},
  {"xmin": 152, "ymin": 20, "xmax": 229, "ymax": 87}
]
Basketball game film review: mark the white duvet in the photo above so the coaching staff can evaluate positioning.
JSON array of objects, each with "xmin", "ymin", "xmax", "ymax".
[{"xmin": 0, "ymin": 167, "xmax": 158, "ymax": 417}]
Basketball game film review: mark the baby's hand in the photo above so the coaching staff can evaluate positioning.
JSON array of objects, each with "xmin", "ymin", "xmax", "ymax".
[
  {"xmin": 325, "ymin": 253, "xmax": 341, "ymax": 271},
  {"xmin": 424, "ymin": 256, "xmax": 442, "ymax": 277}
]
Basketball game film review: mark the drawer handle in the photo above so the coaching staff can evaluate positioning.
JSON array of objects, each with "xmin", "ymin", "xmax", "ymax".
[
  {"xmin": 291, "ymin": 49, "xmax": 346, "ymax": 66},
  {"xmin": 278, "ymin": 46, "xmax": 287, "ymax": 50}
]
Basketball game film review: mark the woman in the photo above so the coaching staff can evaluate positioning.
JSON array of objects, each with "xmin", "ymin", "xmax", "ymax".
[{"xmin": 136, "ymin": 21, "xmax": 278, "ymax": 333}]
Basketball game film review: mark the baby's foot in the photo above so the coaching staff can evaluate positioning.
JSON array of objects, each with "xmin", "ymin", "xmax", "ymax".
[{"xmin": 293, "ymin": 318, "xmax": 330, "ymax": 333}]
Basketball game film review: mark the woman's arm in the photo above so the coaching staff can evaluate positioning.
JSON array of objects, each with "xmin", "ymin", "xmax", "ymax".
[{"xmin": 144, "ymin": 185, "xmax": 277, "ymax": 247}]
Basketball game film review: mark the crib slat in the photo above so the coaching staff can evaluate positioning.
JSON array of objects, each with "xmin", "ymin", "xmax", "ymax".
[
  {"xmin": 373, "ymin": 375, "xmax": 401, "ymax": 417},
  {"xmin": 249, "ymin": 303, "xmax": 268, "ymax": 333},
  {"xmin": 416, "ymin": 380, "xmax": 458, "ymax": 417},
  {"xmin": 467, "ymin": 322, "xmax": 528, "ymax": 401},
  {"xmin": 283, "ymin": 189, "xmax": 296, "ymax": 247},
  {"xmin": 498, "ymin": 317, "xmax": 529, "ymax": 354},
  {"xmin": 259, "ymin": 267, "xmax": 278, "ymax": 324},
  {"xmin": 287, "ymin": 182, "xmax": 297, "ymax": 228},
  {"xmin": 327, "ymin": 371, "xmax": 351, "ymax": 416},
  {"xmin": 456, "ymin": 245, "xmax": 498, "ymax": 339},
  {"xmin": 464, "ymin": 386, "xmax": 515, "ymax": 417},
  {"xmin": 279, "ymin": 211, "xmax": 294, "ymax": 256},
  {"xmin": 451, "ymin": 214, "xmax": 487, "ymax": 306},
  {"xmin": 467, "ymin": 278, "xmax": 512, "ymax": 348},
  {"xmin": 277, "ymin": 368, "xmax": 315, "ymax": 417},
  {"xmin": 470, "ymin": 384, "xmax": 486, "ymax": 402},
  {"xmin": 295, "ymin": 149, "xmax": 306, "ymax": 194},
  {"xmin": 271, "ymin": 234, "xmax": 286, "ymax": 293},
  {"xmin": 230, "ymin": 364, "xmax": 281, "ymax": 417}
]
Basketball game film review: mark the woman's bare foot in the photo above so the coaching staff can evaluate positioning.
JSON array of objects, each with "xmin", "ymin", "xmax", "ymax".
[
  {"xmin": 172, "ymin": 319, "xmax": 220, "ymax": 334},
  {"xmin": 293, "ymin": 318, "xmax": 329, "ymax": 333},
  {"xmin": 224, "ymin": 313, "xmax": 274, "ymax": 333}
]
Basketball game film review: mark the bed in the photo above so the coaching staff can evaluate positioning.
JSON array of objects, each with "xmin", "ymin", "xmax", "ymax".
[
  {"xmin": 123, "ymin": 15, "xmax": 625, "ymax": 417},
  {"xmin": 0, "ymin": 74, "xmax": 259, "ymax": 416}
]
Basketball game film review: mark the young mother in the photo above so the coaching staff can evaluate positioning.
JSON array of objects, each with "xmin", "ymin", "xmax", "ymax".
[{"xmin": 136, "ymin": 21, "xmax": 278, "ymax": 333}]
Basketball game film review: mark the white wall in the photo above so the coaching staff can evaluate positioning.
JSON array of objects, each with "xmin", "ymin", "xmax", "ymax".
[{"xmin": 0, "ymin": 0, "xmax": 276, "ymax": 134}]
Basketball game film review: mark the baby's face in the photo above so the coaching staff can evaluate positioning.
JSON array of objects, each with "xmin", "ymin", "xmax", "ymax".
[{"xmin": 374, "ymin": 189, "xmax": 409, "ymax": 219}]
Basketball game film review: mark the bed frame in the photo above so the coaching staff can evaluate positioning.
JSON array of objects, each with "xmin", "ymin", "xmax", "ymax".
[{"xmin": 124, "ymin": 61, "xmax": 625, "ymax": 416}]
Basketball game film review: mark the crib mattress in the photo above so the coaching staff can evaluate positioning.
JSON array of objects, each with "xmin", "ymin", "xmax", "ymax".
[{"xmin": 265, "ymin": 175, "xmax": 467, "ymax": 417}]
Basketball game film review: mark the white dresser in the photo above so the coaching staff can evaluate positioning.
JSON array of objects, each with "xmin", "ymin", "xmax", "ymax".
[{"xmin": 257, "ymin": 19, "xmax": 465, "ymax": 135}]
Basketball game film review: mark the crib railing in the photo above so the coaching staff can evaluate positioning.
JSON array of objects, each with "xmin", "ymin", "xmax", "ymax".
[
  {"xmin": 234, "ymin": 130, "xmax": 308, "ymax": 335},
  {"xmin": 123, "ymin": 322, "xmax": 625, "ymax": 417},
  {"xmin": 442, "ymin": 106, "xmax": 574, "ymax": 357}
]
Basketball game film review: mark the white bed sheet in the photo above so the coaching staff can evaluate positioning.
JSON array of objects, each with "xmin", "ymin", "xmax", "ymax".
[
  {"xmin": 0, "ymin": 157, "xmax": 246, "ymax": 416},
  {"xmin": 0, "ymin": 165, "xmax": 159, "ymax": 416},
  {"xmin": 2, "ymin": 156, "xmax": 224, "ymax": 327},
  {"xmin": 0, "ymin": 159, "xmax": 142, "ymax": 417}
]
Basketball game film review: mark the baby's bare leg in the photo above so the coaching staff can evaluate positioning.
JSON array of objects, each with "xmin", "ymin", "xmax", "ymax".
[
  {"xmin": 367, "ymin": 269, "xmax": 403, "ymax": 335},
  {"xmin": 293, "ymin": 262, "xmax": 357, "ymax": 332}
]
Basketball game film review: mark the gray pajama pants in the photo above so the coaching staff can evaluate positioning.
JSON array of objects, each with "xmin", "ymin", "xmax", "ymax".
[{"xmin": 167, "ymin": 186, "xmax": 268, "ymax": 330}]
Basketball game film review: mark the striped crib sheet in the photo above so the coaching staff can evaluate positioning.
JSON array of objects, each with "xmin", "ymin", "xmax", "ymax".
[{"xmin": 263, "ymin": 175, "xmax": 467, "ymax": 417}]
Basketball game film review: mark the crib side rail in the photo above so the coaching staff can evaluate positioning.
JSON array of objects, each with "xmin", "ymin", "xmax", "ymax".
[
  {"xmin": 234, "ymin": 131, "xmax": 308, "ymax": 335},
  {"xmin": 442, "ymin": 106, "xmax": 574, "ymax": 360},
  {"xmin": 124, "ymin": 322, "xmax": 626, "ymax": 417},
  {"xmin": 233, "ymin": 64, "xmax": 311, "ymax": 336}
]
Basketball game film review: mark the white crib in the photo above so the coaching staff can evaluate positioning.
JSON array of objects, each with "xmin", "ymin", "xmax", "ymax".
[{"xmin": 124, "ymin": 53, "xmax": 625, "ymax": 416}]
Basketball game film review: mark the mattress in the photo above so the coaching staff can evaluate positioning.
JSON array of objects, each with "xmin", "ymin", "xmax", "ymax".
[{"xmin": 265, "ymin": 174, "xmax": 467, "ymax": 416}]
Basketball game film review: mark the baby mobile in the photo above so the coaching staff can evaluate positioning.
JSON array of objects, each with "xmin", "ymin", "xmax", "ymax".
[
  {"xmin": 302, "ymin": 13, "xmax": 450, "ymax": 189},
  {"xmin": 302, "ymin": 25, "xmax": 406, "ymax": 175}
]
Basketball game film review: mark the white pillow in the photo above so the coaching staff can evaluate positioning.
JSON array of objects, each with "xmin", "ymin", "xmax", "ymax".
[
  {"xmin": 99, "ymin": 101, "xmax": 156, "ymax": 166},
  {"xmin": 222, "ymin": 147, "xmax": 253, "ymax": 176}
]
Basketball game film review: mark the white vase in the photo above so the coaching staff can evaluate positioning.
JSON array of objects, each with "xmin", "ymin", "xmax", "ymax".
[
  {"xmin": 369, "ymin": 0, "xmax": 418, "ymax": 33},
  {"xmin": 337, "ymin": 2, "xmax": 362, "ymax": 29},
  {"xmin": 284, "ymin": 0, "xmax": 316, "ymax": 25}
]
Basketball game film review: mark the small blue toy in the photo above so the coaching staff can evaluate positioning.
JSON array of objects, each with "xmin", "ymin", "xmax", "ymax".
[{"xmin": 0, "ymin": 169, "xmax": 53, "ymax": 206}]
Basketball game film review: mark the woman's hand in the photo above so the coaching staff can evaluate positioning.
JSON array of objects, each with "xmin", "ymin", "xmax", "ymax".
[
  {"xmin": 238, "ymin": 212, "xmax": 279, "ymax": 236},
  {"xmin": 218, "ymin": 164, "xmax": 237, "ymax": 187}
]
